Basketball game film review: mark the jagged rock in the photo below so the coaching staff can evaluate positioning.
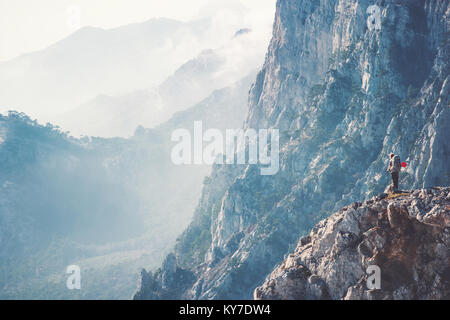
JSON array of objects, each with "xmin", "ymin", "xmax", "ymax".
[
  {"xmin": 255, "ymin": 187, "xmax": 450, "ymax": 300},
  {"xmin": 133, "ymin": 253, "xmax": 196, "ymax": 300},
  {"xmin": 133, "ymin": 269, "xmax": 159, "ymax": 300},
  {"xmin": 384, "ymin": 185, "xmax": 394, "ymax": 194}
]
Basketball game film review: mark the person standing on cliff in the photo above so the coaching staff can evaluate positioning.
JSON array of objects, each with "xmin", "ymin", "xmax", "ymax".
[{"xmin": 387, "ymin": 153, "xmax": 401, "ymax": 192}]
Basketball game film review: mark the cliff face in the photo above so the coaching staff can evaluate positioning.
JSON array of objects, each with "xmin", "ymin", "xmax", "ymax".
[
  {"xmin": 134, "ymin": 0, "xmax": 449, "ymax": 300},
  {"xmin": 255, "ymin": 187, "xmax": 450, "ymax": 300}
]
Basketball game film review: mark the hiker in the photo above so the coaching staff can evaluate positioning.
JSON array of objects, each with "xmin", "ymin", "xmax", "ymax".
[{"xmin": 387, "ymin": 153, "xmax": 401, "ymax": 191}]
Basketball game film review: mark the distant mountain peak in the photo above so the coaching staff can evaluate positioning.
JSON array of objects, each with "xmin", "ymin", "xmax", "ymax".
[{"xmin": 233, "ymin": 28, "xmax": 252, "ymax": 38}]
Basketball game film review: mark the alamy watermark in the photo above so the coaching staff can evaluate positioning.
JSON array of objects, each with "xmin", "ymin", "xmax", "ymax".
[
  {"xmin": 66, "ymin": 264, "xmax": 81, "ymax": 290},
  {"xmin": 171, "ymin": 121, "xmax": 279, "ymax": 175},
  {"xmin": 367, "ymin": 4, "xmax": 381, "ymax": 31},
  {"xmin": 366, "ymin": 265, "xmax": 381, "ymax": 290}
]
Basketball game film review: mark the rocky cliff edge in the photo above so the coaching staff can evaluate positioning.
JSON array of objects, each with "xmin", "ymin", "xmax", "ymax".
[{"xmin": 255, "ymin": 187, "xmax": 450, "ymax": 300}]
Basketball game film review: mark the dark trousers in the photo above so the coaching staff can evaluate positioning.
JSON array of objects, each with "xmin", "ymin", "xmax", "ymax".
[{"xmin": 391, "ymin": 172, "xmax": 399, "ymax": 190}]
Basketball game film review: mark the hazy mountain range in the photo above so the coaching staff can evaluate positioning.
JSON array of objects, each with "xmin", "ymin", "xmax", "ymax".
[
  {"xmin": 53, "ymin": 28, "xmax": 266, "ymax": 137},
  {"xmin": 0, "ymin": 15, "xmax": 268, "ymax": 137},
  {"xmin": 2, "ymin": 0, "xmax": 448, "ymax": 301},
  {"xmin": 0, "ymin": 70, "xmax": 255, "ymax": 299},
  {"xmin": 0, "ymin": 8, "xmax": 264, "ymax": 298}
]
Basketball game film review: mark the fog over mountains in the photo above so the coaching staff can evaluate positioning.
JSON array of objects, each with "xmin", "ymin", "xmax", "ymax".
[
  {"xmin": 2, "ymin": 0, "xmax": 448, "ymax": 301},
  {"xmin": 0, "ymin": 5, "xmax": 271, "ymax": 137},
  {"xmin": 54, "ymin": 29, "xmax": 267, "ymax": 137},
  {"xmin": 0, "ymin": 71, "xmax": 256, "ymax": 299},
  {"xmin": 0, "ymin": 1, "xmax": 272, "ymax": 299},
  {"xmin": 2, "ymin": 18, "xmax": 210, "ymax": 115}
]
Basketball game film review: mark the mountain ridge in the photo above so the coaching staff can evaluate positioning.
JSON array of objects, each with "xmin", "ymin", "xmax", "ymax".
[{"xmin": 134, "ymin": 0, "xmax": 449, "ymax": 300}]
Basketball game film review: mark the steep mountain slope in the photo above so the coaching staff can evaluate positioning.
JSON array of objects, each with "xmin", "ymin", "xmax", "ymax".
[
  {"xmin": 255, "ymin": 187, "xmax": 450, "ymax": 300},
  {"xmin": 0, "ymin": 72, "xmax": 253, "ymax": 299},
  {"xmin": 134, "ymin": 0, "xmax": 449, "ymax": 300}
]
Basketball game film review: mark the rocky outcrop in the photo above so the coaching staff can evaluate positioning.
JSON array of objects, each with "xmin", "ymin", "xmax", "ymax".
[
  {"xmin": 135, "ymin": 0, "xmax": 449, "ymax": 300},
  {"xmin": 254, "ymin": 187, "xmax": 450, "ymax": 300},
  {"xmin": 134, "ymin": 254, "xmax": 196, "ymax": 300}
]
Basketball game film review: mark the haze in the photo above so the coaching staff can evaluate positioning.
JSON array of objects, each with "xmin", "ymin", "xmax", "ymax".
[{"xmin": 0, "ymin": 0, "xmax": 274, "ymax": 62}]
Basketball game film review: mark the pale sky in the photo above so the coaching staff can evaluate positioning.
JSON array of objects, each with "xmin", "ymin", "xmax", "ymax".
[{"xmin": 0, "ymin": 0, "xmax": 276, "ymax": 62}]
